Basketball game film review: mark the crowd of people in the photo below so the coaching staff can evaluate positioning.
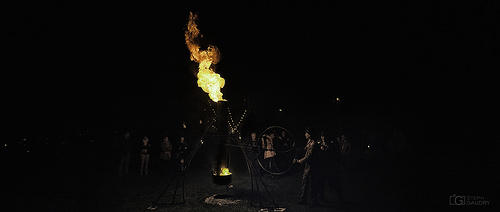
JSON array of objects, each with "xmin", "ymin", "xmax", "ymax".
[
  {"xmin": 293, "ymin": 127, "xmax": 351, "ymax": 207},
  {"xmin": 243, "ymin": 127, "xmax": 351, "ymax": 207},
  {"xmin": 115, "ymin": 131, "xmax": 189, "ymax": 177},
  {"xmin": 113, "ymin": 124, "xmax": 352, "ymax": 208}
]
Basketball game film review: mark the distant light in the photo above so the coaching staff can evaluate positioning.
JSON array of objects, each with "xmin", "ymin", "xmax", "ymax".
[
  {"xmin": 278, "ymin": 108, "xmax": 283, "ymax": 112},
  {"xmin": 367, "ymin": 145, "xmax": 370, "ymax": 148},
  {"xmin": 22, "ymin": 138, "xmax": 27, "ymax": 142},
  {"xmin": 26, "ymin": 150, "xmax": 30, "ymax": 153},
  {"xmin": 336, "ymin": 97, "xmax": 340, "ymax": 101},
  {"xmin": 4, "ymin": 144, "xmax": 7, "ymax": 147}
]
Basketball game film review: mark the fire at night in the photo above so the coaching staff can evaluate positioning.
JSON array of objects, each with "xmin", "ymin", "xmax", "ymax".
[
  {"xmin": 4, "ymin": 3, "xmax": 492, "ymax": 212},
  {"xmin": 185, "ymin": 12, "xmax": 225, "ymax": 102}
]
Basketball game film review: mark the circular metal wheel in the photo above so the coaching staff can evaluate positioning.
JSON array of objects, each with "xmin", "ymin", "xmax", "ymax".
[{"xmin": 257, "ymin": 126, "xmax": 297, "ymax": 176}]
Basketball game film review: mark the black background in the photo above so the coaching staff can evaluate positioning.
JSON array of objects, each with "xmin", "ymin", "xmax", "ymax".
[
  {"xmin": 3, "ymin": 1, "xmax": 496, "ymax": 210},
  {"xmin": 4, "ymin": 1, "xmax": 493, "ymax": 134}
]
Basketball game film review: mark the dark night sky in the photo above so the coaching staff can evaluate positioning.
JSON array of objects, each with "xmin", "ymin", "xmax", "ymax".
[{"xmin": 4, "ymin": 1, "xmax": 494, "ymax": 136}]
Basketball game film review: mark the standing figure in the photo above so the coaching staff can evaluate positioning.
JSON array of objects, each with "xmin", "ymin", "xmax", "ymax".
[
  {"xmin": 176, "ymin": 136, "xmax": 188, "ymax": 171},
  {"xmin": 139, "ymin": 136, "xmax": 151, "ymax": 176},
  {"xmin": 317, "ymin": 132, "xmax": 330, "ymax": 202},
  {"xmin": 117, "ymin": 132, "xmax": 132, "ymax": 176},
  {"xmin": 278, "ymin": 130, "xmax": 291, "ymax": 148},
  {"xmin": 326, "ymin": 132, "xmax": 344, "ymax": 204},
  {"xmin": 160, "ymin": 134, "xmax": 173, "ymax": 174},
  {"xmin": 294, "ymin": 127, "xmax": 320, "ymax": 207},
  {"xmin": 262, "ymin": 133, "xmax": 276, "ymax": 173},
  {"xmin": 339, "ymin": 135, "xmax": 351, "ymax": 173},
  {"xmin": 248, "ymin": 132, "xmax": 259, "ymax": 155}
]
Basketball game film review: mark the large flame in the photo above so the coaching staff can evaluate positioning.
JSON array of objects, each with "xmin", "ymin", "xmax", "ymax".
[{"xmin": 185, "ymin": 12, "xmax": 225, "ymax": 102}]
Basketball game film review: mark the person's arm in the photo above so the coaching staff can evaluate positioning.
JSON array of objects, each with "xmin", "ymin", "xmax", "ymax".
[
  {"xmin": 161, "ymin": 143, "xmax": 167, "ymax": 151},
  {"xmin": 296, "ymin": 142, "xmax": 315, "ymax": 164},
  {"xmin": 297, "ymin": 150, "xmax": 310, "ymax": 164},
  {"xmin": 167, "ymin": 142, "xmax": 172, "ymax": 151}
]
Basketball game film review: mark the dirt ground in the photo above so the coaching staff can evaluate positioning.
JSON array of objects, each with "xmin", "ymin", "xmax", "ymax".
[
  {"xmin": 2, "ymin": 132, "xmax": 494, "ymax": 212},
  {"xmin": 2, "ymin": 139, "xmax": 405, "ymax": 212}
]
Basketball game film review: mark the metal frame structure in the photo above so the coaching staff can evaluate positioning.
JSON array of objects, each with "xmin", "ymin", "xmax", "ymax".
[{"xmin": 149, "ymin": 99, "xmax": 296, "ymax": 210}]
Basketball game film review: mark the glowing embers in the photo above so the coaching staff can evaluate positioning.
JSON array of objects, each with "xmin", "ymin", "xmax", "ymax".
[
  {"xmin": 215, "ymin": 167, "xmax": 231, "ymax": 176},
  {"xmin": 213, "ymin": 167, "xmax": 232, "ymax": 185}
]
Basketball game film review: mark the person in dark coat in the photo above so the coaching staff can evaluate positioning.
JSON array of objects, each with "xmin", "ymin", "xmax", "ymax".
[
  {"xmin": 294, "ymin": 127, "xmax": 320, "ymax": 207},
  {"xmin": 176, "ymin": 136, "xmax": 188, "ymax": 171},
  {"xmin": 317, "ymin": 131, "xmax": 330, "ymax": 202},
  {"xmin": 159, "ymin": 133, "xmax": 173, "ymax": 175},
  {"xmin": 117, "ymin": 132, "xmax": 132, "ymax": 176},
  {"xmin": 323, "ymin": 132, "xmax": 344, "ymax": 204},
  {"xmin": 139, "ymin": 135, "xmax": 151, "ymax": 176}
]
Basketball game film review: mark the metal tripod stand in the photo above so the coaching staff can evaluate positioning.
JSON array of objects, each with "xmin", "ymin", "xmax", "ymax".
[
  {"xmin": 151, "ymin": 167, "xmax": 186, "ymax": 207},
  {"xmin": 235, "ymin": 138, "xmax": 281, "ymax": 209}
]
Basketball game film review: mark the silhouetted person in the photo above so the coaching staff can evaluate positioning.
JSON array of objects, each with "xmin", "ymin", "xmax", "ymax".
[
  {"xmin": 278, "ymin": 130, "xmax": 291, "ymax": 148},
  {"xmin": 176, "ymin": 136, "xmax": 188, "ymax": 171},
  {"xmin": 117, "ymin": 132, "xmax": 132, "ymax": 176},
  {"xmin": 262, "ymin": 133, "xmax": 276, "ymax": 174},
  {"xmin": 245, "ymin": 132, "xmax": 262, "ymax": 177},
  {"xmin": 294, "ymin": 127, "xmax": 320, "ymax": 207},
  {"xmin": 317, "ymin": 132, "xmax": 329, "ymax": 202},
  {"xmin": 325, "ymin": 132, "xmax": 344, "ymax": 204},
  {"xmin": 248, "ymin": 132, "xmax": 259, "ymax": 154},
  {"xmin": 160, "ymin": 134, "xmax": 173, "ymax": 175},
  {"xmin": 139, "ymin": 135, "xmax": 151, "ymax": 176},
  {"xmin": 339, "ymin": 135, "xmax": 351, "ymax": 173}
]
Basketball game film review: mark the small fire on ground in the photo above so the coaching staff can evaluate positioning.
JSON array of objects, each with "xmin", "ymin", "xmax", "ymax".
[{"xmin": 214, "ymin": 167, "xmax": 231, "ymax": 176}]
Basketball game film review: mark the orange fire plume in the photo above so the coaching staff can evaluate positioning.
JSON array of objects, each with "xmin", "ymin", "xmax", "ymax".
[{"xmin": 184, "ymin": 12, "xmax": 225, "ymax": 102}]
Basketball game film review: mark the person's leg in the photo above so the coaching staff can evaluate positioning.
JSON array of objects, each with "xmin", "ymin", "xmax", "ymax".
[
  {"xmin": 140, "ymin": 154, "xmax": 145, "ymax": 175},
  {"xmin": 145, "ymin": 154, "xmax": 150, "ymax": 175},
  {"xmin": 166, "ymin": 152, "xmax": 172, "ymax": 174},
  {"xmin": 311, "ymin": 172, "xmax": 319, "ymax": 206},
  {"xmin": 318, "ymin": 171, "xmax": 327, "ymax": 202},
  {"xmin": 118, "ymin": 156, "xmax": 125, "ymax": 176},
  {"xmin": 124, "ymin": 153, "xmax": 130, "ymax": 175},
  {"xmin": 298, "ymin": 167, "xmax": 310, "ymax": 203},
  {"xmin": 268, "ymin": 158, "xmax": 272, "ymax": 172},
  {"xmin": 332, "ymin": 171, "xmax": 344, "ymax": 202}
]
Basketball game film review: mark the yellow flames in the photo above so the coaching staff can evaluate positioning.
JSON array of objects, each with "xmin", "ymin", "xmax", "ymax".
[
  {"xmin": 184, "ymin": 12, "xmax": 225, "ymax": 102},
  {"xmin": 215, "ymin": 167, "xmax": 231, "ymax": 176},
  {"xmin": 214, "ymin": 167, "xmax": 231, "ymax": 176}
]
